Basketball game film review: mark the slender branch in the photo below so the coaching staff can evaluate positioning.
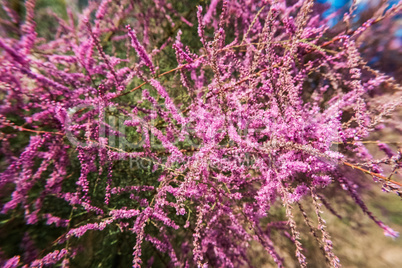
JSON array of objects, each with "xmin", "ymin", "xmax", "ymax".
[{"xmin": 343, "ymin": 161, "xmax": 402, "ymax": 187}]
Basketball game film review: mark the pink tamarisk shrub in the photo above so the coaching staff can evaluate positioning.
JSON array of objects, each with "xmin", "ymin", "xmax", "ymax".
[{"xmin": 0, "ymin": 0, "xmax": 401, "ymax": 267}]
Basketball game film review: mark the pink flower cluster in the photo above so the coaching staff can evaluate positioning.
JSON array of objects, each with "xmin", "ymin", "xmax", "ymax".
[{"xmin": 0, "ymin": 0, "xmax": 401, "ymax": 267}]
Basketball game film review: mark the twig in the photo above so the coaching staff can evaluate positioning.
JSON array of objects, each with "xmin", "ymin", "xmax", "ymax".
[{"xmin": 343, "ymin": 161, "xmax": 402, "ymax": 187}]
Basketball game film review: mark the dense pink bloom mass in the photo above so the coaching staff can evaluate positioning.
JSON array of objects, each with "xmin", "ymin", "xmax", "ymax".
[{"xmin": 0, "ymin": 0, "xmax": 401, "ymax": 267}]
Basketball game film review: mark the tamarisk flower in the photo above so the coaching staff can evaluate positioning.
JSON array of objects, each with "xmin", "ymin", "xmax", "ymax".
[
  {"xmin": 127, "ymin": 25, "xmax": 156, "ymax": 75},
  {"xmin": 0, "ymin": 0, "xmax": 401, "ymax": 267}
]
